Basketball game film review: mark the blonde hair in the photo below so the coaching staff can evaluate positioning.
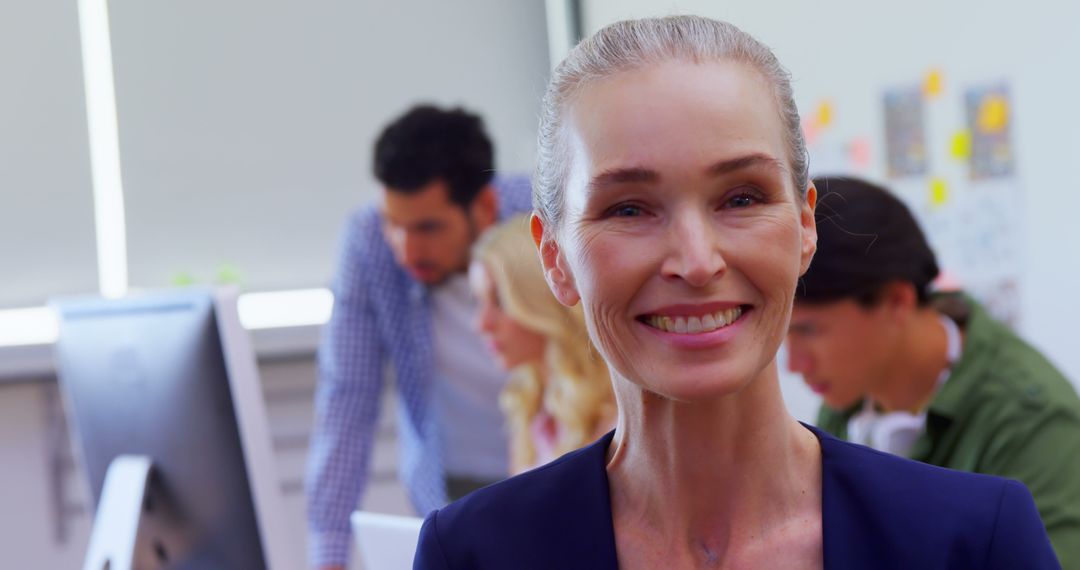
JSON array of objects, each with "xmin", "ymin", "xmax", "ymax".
[
  {"xmin": 474, "ymin": 215, "xmax": 614, "ymax": 472},
  {"xmin": 534, "ymin": 15, "xmax": 809, "ymax": 228}
]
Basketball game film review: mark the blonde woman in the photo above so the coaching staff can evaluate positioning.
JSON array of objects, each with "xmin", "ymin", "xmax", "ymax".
[{"xmin": 469, "ymin": 214, "xmax": 615, "ymax": 474}]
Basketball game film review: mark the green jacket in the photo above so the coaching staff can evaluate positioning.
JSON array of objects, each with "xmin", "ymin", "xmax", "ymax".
[{"xmin": 818, "ymin": 294, "xmax": 1080, "ymax": 568}]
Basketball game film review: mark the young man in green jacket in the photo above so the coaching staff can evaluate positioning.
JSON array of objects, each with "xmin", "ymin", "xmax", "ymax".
[{"xmin": 788, "ymin": 176, "xmax": 1080, "ymax": 567}]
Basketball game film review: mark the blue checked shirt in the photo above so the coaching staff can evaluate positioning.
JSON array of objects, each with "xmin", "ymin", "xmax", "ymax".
[{"xmin": 305, "ymin": 176, "xmax": 532, "ymax": 567}]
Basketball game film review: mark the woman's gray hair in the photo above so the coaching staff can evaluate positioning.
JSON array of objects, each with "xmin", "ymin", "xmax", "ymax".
[{"xmin": 533, "ymin": 15, "xmax": 809, "ymax": 227}]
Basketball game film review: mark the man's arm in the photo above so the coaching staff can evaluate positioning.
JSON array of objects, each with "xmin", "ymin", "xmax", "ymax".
[{"xmin": 306, "ymin": 212, "xmax": 388, "ymax": 569}]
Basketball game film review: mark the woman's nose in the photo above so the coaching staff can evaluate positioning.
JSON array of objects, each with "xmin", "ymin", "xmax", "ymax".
[{"xmin": 660, "ymin": 211, "xmax": 727, "ymax": 287}]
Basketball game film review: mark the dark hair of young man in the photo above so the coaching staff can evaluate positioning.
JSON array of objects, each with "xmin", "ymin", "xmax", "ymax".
[
  {"xmin": 798, "ymin": 176, "xmax": 941, "ymax": 307},
  {"xmin": 373, "ymin": 105, "xmax": 495, "ymax": 209}
]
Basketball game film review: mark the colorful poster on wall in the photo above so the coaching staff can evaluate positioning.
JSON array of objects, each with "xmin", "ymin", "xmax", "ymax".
[
  {"xmin": 965, "ymin": 82, "xmax": 1015, "ymax": 180},
  {"xmin": 919, "ymin": 180, "xmax": 1023, "ymax": 326},
  {"xmin": 883, "ymin": 86, "xmax": 928, "ymax": 178}
]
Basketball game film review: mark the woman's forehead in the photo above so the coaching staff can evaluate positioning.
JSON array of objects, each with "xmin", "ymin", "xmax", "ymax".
[{"xmin": 562, "ymin": 61, "xmax": 789, "ymax": 191}]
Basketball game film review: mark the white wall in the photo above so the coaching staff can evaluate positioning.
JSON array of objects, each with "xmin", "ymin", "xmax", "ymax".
[
  {"xmin": 579, "ymin": 1, "xmax": 1080, "ymax": 408},
  {"xmin": 108, "ymin": 0, "xmax": 551, "ymax": 293},
  {"xmin": 0, "ymin": 0, "xmax": 99, "ymax": 308},
  {"xmin": 0, "ymin": 0, "xmax": 550, "ymax": 307}
]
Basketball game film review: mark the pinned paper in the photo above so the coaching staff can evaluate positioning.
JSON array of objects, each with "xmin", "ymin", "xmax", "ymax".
[
  {"xmin": 816, "ymin": 100, "xmax": 834, "ymax": 128},
  {"xmin": 171, "ymin": 272, "xmax": 197, "ymax": 286},
  {"xmin": 216, "ymin": 264, "xmax": 243, "ymax": 285},
  {"xmin": 923, "ymin": 69, "xmax": 944, "ymax": 98},
  {"xmin": 977, "ymin": 95, "xmax": 1009, "ymax": 133},
  {"xmin": 929, "ymin": 177, "xmax": 950, "ymax": 207},
  {"xmin": 932, "ymin": 269, "xmax": 964, "ymax": 292},
  {"xmin": 950, "ymin": 130, "xmax": 972, "ymax": 160},
  {"xmin": 849, "ymin": 137, "xmax": 871, "ymax": 169},
  {"xmin": 802, "ymin": 117, "xmax": 821, "ymax": 147},
  {"xmin": 883, "ymin": 86, "xmax": 928, "ymax": 177},
  {"xmin": 965, "ymin": 83, "xmax": 1015, "ymax": 179}
]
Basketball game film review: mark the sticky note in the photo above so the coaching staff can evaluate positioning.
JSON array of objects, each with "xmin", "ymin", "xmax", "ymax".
[
  {"xmin": 924, "ymin": 69, "xmax": 944, "ymax": 98},
  {"xmin": 950, "ymin": 130, "xmax": 972, "ymax": 160},
  {"xmin": 932, "ymin": 269, "xmax": 964, "ymax": 292},
  {"xmin": 171, "ymin": 272, "xmax": 197, "ymax": 286},
  {"xmin": 849, "ymin": 137, "xmax": 871, "ymax": 169},
  {"xmin": 816, "ymin": 100, "xmax": 834, "ymax": 128},
  {"xmin": 977, "ymin": 96, "xmax": 1009, "ymax": 133},
  {"xmin": 216, "ymin": 264, "xmax": 243, "ymax": 285},
  {"xmin": 930, "ymin": 177, "xmax": 949, "ymax": 207},
  {"xmin": 802, "ymin": 117, "xmax": 821, "ymax": 146}
]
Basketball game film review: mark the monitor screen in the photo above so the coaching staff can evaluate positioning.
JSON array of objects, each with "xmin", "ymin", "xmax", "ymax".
[{"xmin": 53, "ymin": 289, "xmax": 299, "ymax": 569}]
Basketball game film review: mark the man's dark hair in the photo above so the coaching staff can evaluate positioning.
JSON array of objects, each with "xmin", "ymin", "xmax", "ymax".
[
  {"xmin": 373, "ymin": 105, "xmax": 495, "ymax": 209},
  {"xmin": 798, "ymin": 176, "xmax": 940, "ymax": 307}
]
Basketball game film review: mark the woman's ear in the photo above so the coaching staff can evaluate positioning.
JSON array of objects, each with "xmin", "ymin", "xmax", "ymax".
[
  {"xmin": 530, "ymin": 213, "xmax": 581, "ymax": 306},
  {"xmin": 799, "ymin": 184, "xmax": 818, "ymax": 276}
]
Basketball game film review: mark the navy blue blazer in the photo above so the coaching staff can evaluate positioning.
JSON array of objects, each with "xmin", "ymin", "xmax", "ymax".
[{"xmin": 414, "ymin": 425, "xmax": 1060, "ymax": 569}]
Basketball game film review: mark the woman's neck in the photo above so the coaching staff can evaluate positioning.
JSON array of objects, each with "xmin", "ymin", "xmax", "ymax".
[{"xmin": 606, "ymin": 362, "xmax": 821, "ymax": 563}]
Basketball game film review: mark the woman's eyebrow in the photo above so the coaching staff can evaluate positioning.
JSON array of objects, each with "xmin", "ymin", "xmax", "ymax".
[
  {"xmin": 586, "ymin": 167, "xmax": 659, "ymax": 198},
  {"xmin": 584, "ymin": 153, "xmax": 783, "ymax": 199},
  {"xmin": 705, "ymin": 153, "xmax": 784, "ymax": 177}
]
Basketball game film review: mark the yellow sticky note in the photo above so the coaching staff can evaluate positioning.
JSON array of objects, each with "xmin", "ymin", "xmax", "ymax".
[
  {"xmin": 950, "ymin": 130, "xmax": 972, "ymax": 160},
  {"xmin": 977, "ymin": 96, "xmax": 1009, "ymax": 133},
  {"xmin": 930, "ymin": 178, "xmax": 949, "ymax": 207},
  {"xmin": 816, "ymin": 100, "xmax": 833, "ymax": 128},
  {"xmin": 924, "ymin": 69, "xmax": 944, "ymax": 98}
]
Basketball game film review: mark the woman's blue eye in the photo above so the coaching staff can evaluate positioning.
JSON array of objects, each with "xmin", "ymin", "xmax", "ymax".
[
  {"xmin": 610, "ymin": 204, "xmax": 643, "ymax": 217},
  {"xmin": 726, "ymin": 193, "xmax": 760, "ymax": 208}
]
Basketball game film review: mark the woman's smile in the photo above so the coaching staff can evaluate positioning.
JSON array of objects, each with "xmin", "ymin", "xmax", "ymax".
[{"xmin": 635, "ymin": 302, "xmax": 752, "ymax": 349}]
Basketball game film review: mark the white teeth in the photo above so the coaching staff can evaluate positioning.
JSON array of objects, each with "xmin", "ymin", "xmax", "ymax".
[
  {"xmin": 646, "ymin": 306, "xmax": 744, "ymax": 334},
  {"xmin": 701, "ymin": 314, "xmax": 717, "ymax": 331},
  {"xmin": 687, "ymin": 316, "xmax": 702, "ymax": 334}
]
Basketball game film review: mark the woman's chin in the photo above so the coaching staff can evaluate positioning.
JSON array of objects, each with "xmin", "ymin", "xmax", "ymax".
[{"xmin": 634, "ymin": 368, "xmax": 757, "ymax": 403}]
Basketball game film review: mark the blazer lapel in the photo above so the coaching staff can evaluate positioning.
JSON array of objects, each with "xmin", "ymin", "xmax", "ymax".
[{"xmin": 529, "ymin": 431, "xmax": 620, "ymax": 569}]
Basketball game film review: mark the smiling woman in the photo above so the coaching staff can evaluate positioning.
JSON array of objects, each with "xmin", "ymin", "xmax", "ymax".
[{"xmin": 412, "ymin": 15, "xmax": 1060, "ymax": 570}]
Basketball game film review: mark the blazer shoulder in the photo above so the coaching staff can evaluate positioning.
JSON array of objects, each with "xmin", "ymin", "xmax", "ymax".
[
  {"xmin": 822, "ymin": 429, "xmax": 1008, "ymax": 516},
  {"xmin": 817, "ymin": 429, "xmax": 1056, "ymax": 566},
  {"xmin": 417, "ymin": 433, "xmax": 618, "ymax": 569},
  {"xmin": 437, "ymin": 434, "xmax": 609, "ymax": 532}
]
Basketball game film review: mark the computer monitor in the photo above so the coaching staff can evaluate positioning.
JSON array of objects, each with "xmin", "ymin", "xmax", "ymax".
[
  {"xmin": 351, "ymin": 511, "xmax": 424, "ymax": 569},
  {"xmin": 52, "ymin": 288, "xmax": 301, "ymax": 570}
]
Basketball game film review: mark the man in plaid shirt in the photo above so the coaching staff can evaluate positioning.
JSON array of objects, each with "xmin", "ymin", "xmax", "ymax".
[{"xmin": 305, "ymin": 105, "xmax": 532, "ymax": 569}]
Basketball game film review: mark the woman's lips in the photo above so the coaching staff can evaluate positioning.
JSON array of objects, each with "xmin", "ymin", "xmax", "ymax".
[
  {"xmin": 641, "ymin": 305, "xmax": 746, "ymax": 334},
  {"xmin": 636, "ymin": 306, "xmax": 751, "ymax": 350}
]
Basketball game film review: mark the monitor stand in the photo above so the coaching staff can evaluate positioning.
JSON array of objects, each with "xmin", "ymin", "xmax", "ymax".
[{"xmin": 82, "ymin": 455, "xmax": 187, "ymax": 570}]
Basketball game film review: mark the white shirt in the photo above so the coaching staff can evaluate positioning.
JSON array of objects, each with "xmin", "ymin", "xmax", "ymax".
[
  {"xmin": 430, "ymin": 274, "xmax": 510, "ymax": 480},
  {"xmin": 847, "ymin": 314, "xmax": 962, "ymax": 457}
]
